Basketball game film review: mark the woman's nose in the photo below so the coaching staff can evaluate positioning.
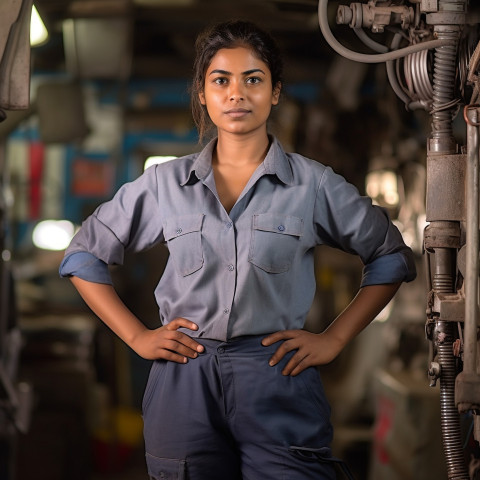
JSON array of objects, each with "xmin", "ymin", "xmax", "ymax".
[{"xmin": 229, "ymin": 81, "xmax": 244, "ymax": 102}]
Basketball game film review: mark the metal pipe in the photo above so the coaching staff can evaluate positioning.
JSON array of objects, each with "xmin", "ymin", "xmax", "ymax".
[
  {"xmin": 433, "ymin": 247, "xmax": 455, "ymax": 293},
  {"xmin": 427, "ymin": 2, "xmax": 468, "ymax": 475},
  {"xmin": 465, "ymin": 106, "xmax": 480, "ymax": 375}
]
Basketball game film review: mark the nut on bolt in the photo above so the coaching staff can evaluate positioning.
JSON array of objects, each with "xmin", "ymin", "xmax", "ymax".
[{"xmin": 428, "ymin": 361, "xmax": 441, "ymax": 387}]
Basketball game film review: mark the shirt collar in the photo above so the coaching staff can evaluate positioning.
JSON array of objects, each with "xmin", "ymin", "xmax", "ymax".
[
  {"xmin": 262, "ymin": 136, "xmax": 294, "ymax": 185},
  {"xmin": 180, "ymin": 135, "xmax": 293, "ymax": 186}
]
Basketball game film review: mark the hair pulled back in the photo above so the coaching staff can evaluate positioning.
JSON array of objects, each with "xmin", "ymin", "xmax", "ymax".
[{"xmin": 191, "ymin": 20, "xmax": 283, "ymax": 142}]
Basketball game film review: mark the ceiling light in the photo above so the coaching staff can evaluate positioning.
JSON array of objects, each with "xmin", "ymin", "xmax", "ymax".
[
  {"xmin": 32, "ymin": 220, "xmax": 76, "ymax": 251},
  {"xmin": 30, "ymin": 5, "xmax": 49, "ymax": 47}
]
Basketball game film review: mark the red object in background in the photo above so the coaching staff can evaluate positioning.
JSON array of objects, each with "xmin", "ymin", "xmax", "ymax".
[
  {"xmin": 29, "ymin": 142, "xmax": 44, "ymax": 219},
  {"xmin": 71, "ymin": 158, "xmax": 113, "ymax": 197},
  {"xmin": 91, "ymin": 438, "xmax": 134, "ymax": 474},
  {"xmin": 373, "ymin": 396, "xmax": 395, "ymax": 465}
]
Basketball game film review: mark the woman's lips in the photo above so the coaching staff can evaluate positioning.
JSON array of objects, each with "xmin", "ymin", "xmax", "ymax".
[{"xmin": 225, "ymin": 108, "xmax": 251, "ymax": 118}]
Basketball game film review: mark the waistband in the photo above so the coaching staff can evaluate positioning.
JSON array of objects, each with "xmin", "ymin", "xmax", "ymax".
[{"xmin": 196, "ymin": 334, "xmax": 279, "ymax": 356}]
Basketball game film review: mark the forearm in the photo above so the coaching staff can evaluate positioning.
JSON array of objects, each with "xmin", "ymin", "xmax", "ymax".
[
  {"xmin": 324, "ymin": 282, "xmax": 401, "ymax": 353},
  {"xmin": 70, "ymin": 276, "xmax": 147, "ymax": 347}
]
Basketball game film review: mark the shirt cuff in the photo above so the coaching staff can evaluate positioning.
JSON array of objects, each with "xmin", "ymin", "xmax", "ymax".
[
  {"xmin": 59, "ymin": 251, "xmax": 113, "ymax": 285},
  {"xmin": 361, "ymin": 250, "xmax": 416, "ymax": 287}
]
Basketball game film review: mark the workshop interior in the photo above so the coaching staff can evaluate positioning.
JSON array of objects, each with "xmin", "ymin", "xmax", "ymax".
[{"xmin": 1, "ymin": 0, "xmax": 480, "ymax": 479}]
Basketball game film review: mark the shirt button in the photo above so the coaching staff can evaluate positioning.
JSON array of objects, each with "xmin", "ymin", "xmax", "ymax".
[
  {"xmin": 223, "ymin": 308, "xmax": 230, "ymax": 315},
  {"xmin": 217, "ymin": 347, "xmax": 225, "ymax": 354},
  {"xmin": 228, "ymin": 264, "xmax": 235, "ymax": 271},
  {"xmin": 226, "ymin": 222, "xmax": 233, "ymax": 228},
  {"xmin": 176, "ymin": 228, "xmax": 182, "ymax": 235},
  {"xmin": 277, "ymin": 225, "xmax": 285, "ymax": 232}
]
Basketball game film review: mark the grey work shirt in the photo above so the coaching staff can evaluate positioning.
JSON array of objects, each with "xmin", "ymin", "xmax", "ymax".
[{"xmin": 60, "ymin": 136, "xmax": 416, "ymax": 341}]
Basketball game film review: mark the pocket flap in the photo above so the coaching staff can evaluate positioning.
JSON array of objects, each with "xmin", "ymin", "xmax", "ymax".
[
  {"xmin": 165, "ymin": 213, "xmax": 205, "ymax": 241},
  {"xmin": 146, "ymin": 453, "xmax": 186, "ymax": 479},
  {"xmin": 253, "ymin": 213, "xmax": 303, "ymax": 237}
]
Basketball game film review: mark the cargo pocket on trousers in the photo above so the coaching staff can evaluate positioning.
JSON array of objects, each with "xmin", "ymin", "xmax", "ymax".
[
  {"xmin": 146, "ymin": 453, "xmax": 186, "ymax": 480},
  {"xmin": 289, "ymin": 446, "xmax": 356, "ymax": 480}
]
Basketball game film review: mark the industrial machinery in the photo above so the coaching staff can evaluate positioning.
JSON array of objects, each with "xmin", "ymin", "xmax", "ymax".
[
  {"xmin": 319, "ymin": 0, "xmax": 479, "ymax": 478},
  {"xmin": 0, "ymin": 1, "xmax": 34, "ymax": 479}
]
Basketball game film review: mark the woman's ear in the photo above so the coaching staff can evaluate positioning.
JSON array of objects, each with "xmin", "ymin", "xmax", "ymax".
[
  {"xmin": 272, "ymin": 82, "xmax": 281, "ymax": 105},
  {"xmin": 199, "ymin": 91, "xmax": 206, "ymax": 105}
]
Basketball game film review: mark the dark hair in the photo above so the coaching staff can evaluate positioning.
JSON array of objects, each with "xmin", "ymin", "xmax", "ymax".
[{"xmin": 191, "ymin": 20, "xmax": 284, "ymax": 142}]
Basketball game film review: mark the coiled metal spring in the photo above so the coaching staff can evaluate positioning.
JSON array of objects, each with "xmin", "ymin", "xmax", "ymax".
[
  {"xmin": 432, "ymin": 31, "xmax": 460, "ymax": 139},
  {"xmin": 437, "ymin": 322, "xmax": 469, "ymax": 479}
]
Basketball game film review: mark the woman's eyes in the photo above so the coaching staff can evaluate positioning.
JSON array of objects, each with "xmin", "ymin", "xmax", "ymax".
[
  {"xmin": 213, "ymin": 77, "xmax": 228, "ymax": 85},
  {"xmin": 212, "ymin": 76, "xmax": 262, "ymax": 85}
]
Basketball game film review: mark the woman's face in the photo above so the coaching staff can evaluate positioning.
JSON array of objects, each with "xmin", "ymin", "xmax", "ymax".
[{"xmin": 199, "ymin": 46, "xmax": 281, "ymax": 138}]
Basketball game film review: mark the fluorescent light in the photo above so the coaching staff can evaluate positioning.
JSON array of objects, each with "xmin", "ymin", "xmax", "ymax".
[
  {"xmin": 30, "ymin": 5, "xmax": 48, "ymax": 46},
  {"xmin": 32, "ymin": 220, "xmax": 76, "ymax": 251},
  {"xmin": 144, "ymin": 156, "xmax": 177, "ymax": 170}
]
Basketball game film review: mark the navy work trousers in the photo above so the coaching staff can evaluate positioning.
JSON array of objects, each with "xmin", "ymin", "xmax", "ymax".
[{"xmin": 142, "ymin": 335, "xmax": 335, "ymax": 480}]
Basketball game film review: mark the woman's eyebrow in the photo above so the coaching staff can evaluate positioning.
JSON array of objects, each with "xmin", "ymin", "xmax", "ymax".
[
  {"xmin": 209, "ymin": 68, "xmax": 266, "ymax": 76},
  {"xmin": 243, "ymin": 68, "xmax": 266, "ymax": 76}
]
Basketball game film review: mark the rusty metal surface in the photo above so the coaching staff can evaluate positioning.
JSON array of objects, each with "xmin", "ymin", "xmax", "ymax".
[
  {"xmin": 433, "ymin": 292, "xmax": 465, "ymax": 322},
  {"xmin": 426, "ymin": 154, "xmax": 466, "ymax": 222},
  {"xmin": 455, "ymin": 371, "xmax": 480, "ymax": 412}
]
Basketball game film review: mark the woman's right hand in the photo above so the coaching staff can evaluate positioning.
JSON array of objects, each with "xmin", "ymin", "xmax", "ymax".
[{"xmin": 130, "ymin": 317, "xmax": 205, "ymax": 362}]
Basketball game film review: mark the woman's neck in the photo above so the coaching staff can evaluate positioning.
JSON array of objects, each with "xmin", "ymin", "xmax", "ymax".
[{"xmin": 214, "ymin": 131, "xmax": 270, "ymax": 167}]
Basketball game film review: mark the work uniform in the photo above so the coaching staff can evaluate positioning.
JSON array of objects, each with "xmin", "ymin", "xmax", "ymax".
[{"xmin": 60, "ymin": 136, "xmax": 416, "ymax": 479}]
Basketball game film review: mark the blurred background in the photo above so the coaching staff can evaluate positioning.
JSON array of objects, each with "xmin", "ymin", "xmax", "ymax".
[{"xmin": 0, "ymin": 1, "xmax": 478, "ymax": 479}]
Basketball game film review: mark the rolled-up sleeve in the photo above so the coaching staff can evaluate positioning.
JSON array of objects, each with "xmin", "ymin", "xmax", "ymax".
[
  {"xmin": 63, "ymin": 165, "xmax": 164, "ymax": 267},
  {"xmin": 314, "ymin": 166, "xmax": 416, "ymax": 286},
  {"xmin": 59, "ymin": 251, "xmax": 112, "ymax": 284}
]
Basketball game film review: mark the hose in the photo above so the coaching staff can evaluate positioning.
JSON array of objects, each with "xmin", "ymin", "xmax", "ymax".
[
  {"xmin": 353, "ymin": 28, "xmax": 389, "ymax": 53},
  {"xmin": 436, "ymin": 321, "xmax": 470, "ymax": 479},
  {"xmin": 318, "ymin": 0, "xmax": 455, "ymax": 64},
  {"xmin": 432, "ymin": 244, "xmax": 468, "ymax": 479},
  {"xmin": 431, "ymin": 29, "xmax": 460, "ymax": 143},
  {"xmin": 386, "ymin": 33, "xmax": 413, "ymax": 105}
]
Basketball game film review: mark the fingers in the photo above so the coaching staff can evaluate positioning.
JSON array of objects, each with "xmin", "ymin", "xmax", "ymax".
[
  {"xmin": 261, "ymin": 330, "xmax": 292, "ymax": 346},
  {"xmin": 267, "ymin": 338, "xmax": 307, "ymax": 375},
  {"xmin": 158, "ymin": 348, "xmax": 192, "ymax": 364},
  {"xmin": 282, "ymin": 351, "xmax": 311, "ymax": 376},
  {"xmin": 167, "ymin": 317, "xmax": 200, "ymax": 332},
  {"xmin": 270, "ymin": 342, "xmax": 313, "ymax": 376},
  {"xmin": 263, "ymin": 330, "xmax": 317, "ymax": 376},
  {"xmin": 262, "ymin": 330, "xmax": 299, "ymax": 367},
  {"xmin": 167, "ymin": 318, "xmax": 204, "ymax": 354},
  {"xmin": 159, "ymin": 329, "xmax": 204, "ymax": 359},
  {"xmin": 134, "ymin": 318, "xmax": 205, "ymax": 361}
]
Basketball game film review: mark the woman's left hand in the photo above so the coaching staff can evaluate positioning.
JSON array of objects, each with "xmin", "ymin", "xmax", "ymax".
[{"xmin": 261, "ymin": 330, "xmax": 341, "ymax": 376}]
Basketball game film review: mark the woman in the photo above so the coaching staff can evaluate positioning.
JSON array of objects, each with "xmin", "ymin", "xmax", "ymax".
[{"xmin": 60, "ymin": 20, "xmax": 416, "ymax": 479}]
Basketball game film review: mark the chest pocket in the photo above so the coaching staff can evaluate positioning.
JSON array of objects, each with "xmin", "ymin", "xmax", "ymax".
[
  {"xmin": 165, "ymin": 214, "xmax": 205, "ymax": 276},
  {"xmin": 249, "ymin": 213, "xmax": 304, "ymax": 273}
]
